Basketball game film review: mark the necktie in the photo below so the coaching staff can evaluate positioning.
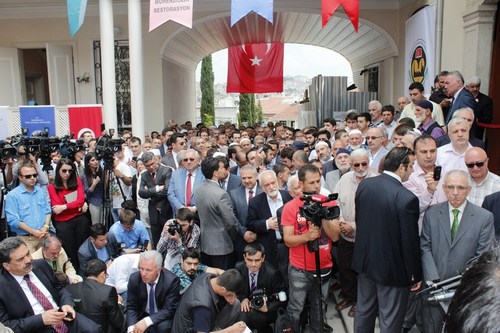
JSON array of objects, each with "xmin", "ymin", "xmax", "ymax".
[
  {"xmin": 51, "ymin": 261, "xmax": 58, "ymax": 272},
  {"xmin": 451, "ymin": 209, "xmax": 460, "ymax": 241},
  {"xmin": 220, "ymin": 180, "xmax": 226, "ymax": 189},
  {"xmin": 248, "ymin": 189, "xmax": 254, "ymax": 202},
  {"xmin": 149, "ymin": 282, "xmax": 156, "ymax": 315},
  {"xmin": 23, "ymin": 275, "xmax": 68, "ymax": 333},
  {"xmin": 186, "ymin": 173, "xmax": 192, "ymax": 206},
  {"xmin": 250, "ymin": 273, "xmax": 256, "ymax": 292},
  {"xmin": 151, "ymin": 172, "xmax": 156, "ymax": 183}
]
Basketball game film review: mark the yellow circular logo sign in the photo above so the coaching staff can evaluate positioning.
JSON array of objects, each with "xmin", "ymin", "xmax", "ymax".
[{"xmin": 410, "ymin": 44, "xmax": 427, "ymax": 83}]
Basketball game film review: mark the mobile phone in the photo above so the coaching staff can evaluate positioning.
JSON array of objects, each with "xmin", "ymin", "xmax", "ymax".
[
  {"xmin": 58, "ymin": 307, "xmax": 73, "ymax": 319},
  {"xmin": 132, "ymin": 156, "xmax": 138, "ymax": 162},
  {"xmin": 433, "ymin": 166, "xmax": 442, "ymax": 181},
  {"xmin": 100, "ymin": 123, "xmax": 106, "ymax": 132}
]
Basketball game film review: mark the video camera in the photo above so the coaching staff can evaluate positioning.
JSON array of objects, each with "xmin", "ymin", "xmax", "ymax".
[
  {"xmin": 250, "ymin": 288, "xmax": 287, "ymax": 310},
  {"xmin": 300, "ymin": 193, "xmax": 340, "ymax": 252},
  {"xmin": 95, "ymin": 134, "xmax": 123, "ymax": 169}
]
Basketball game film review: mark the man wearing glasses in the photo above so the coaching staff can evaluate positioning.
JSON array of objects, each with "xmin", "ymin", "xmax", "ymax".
[
  {"xmin": 464, "ymin": 147, "xmax": 500, "ymax": 206},
  {"xmin": 161, "ymin": 132, "xmax": 187, "ymax": 170},
  {"xmin": 366, "ymin": 127, "xmax": 388, "ymax": 172},
  {"xmin": 167, "ymin": 149, "xmax": 205, "ymax": 214},
  {"xmin": 420, "ymin": 170, "xmax": 494, "ymax": 333},
  {"xmin": 5, "ymin": 163, "xmax": 51, "ymax": 253}
]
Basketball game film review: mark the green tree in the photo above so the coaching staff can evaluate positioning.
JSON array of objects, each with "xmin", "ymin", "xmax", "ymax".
[
  {"xmin": 200, "ymin": 55, "xmax": 215, "ymax": 126},
  {"xmin": 255, "ymin": 99, "xmax": 263, "ymax": 124},
  {"xmin": 239, "ymin": 93, "xmax": 253, "ymax": 126}
]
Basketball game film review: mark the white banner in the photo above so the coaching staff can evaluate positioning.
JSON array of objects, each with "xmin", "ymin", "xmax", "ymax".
[
  {"xmin": 404, "ymin": 4, "xmax": 436, "ymax": 93},
  {"xmin": 0, "ymin": 106, "xmax": 10, "ymax": 139}
]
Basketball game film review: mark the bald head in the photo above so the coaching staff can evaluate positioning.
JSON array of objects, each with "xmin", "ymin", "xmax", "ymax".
[{"xmin": 464, "ymin": 147, "xmax": 489, "ymax": 183}]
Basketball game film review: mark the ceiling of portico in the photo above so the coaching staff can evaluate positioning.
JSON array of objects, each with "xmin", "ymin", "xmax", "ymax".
[{"xmin": 0, "ymin": 0, "xmax": 408, "ymax": 69}]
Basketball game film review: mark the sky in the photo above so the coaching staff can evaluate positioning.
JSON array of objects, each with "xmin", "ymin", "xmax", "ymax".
[{"xmin": 195, "ymin": 43, "xmax": 354, "ymax": 84}]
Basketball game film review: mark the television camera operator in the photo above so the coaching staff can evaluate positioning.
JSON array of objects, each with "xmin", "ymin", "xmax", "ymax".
[
  {"xmin": 281, "ymin": 164, "xmax": 340, "ymax": 332},
  {"xmin": 156, "ymin": 207, "xmax": 200, "ymax": 269}
]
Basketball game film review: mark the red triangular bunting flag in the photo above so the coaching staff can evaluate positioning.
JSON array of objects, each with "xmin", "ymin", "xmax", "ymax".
[{"xmin": 322, "ymin": 0, "xmax": 359, "ymax": 31}]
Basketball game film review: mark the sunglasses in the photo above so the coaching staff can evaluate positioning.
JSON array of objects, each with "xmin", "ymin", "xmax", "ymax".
[
  {"xmin": 183, "ymin": 158, "xmax": 195, "ymax": 162},
  {"xmin": 465, "ymin": 160, "xmax": 486, "ymax": 169},
  {"xmin": 22, "ymin": 174, "xmax": 38, "ymax": 179},
  {"xmin": 60, "ymin": 169, "xmax": 74, "ymax": 174},
  {"xmin": 353, "ymin": 162, "xmax": 368, "ymax": 167}
]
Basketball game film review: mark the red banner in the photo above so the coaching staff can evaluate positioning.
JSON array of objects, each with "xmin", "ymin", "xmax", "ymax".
[
  {"xmin": 322, "ymin": 0, "xmax": 359, "ymax": 31},
  {"xmin": 227, "ymin": 42, "xmax": 284, "ymax": 93},
  {"xmin": 67, "ymin": 105, "xmax": 103, "ymax": 139}
]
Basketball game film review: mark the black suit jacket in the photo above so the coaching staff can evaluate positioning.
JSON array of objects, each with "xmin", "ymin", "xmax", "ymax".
[
  {"xmin": 473, "ymin": 92, "xmax": 493, "ymax": 139},
  {"xmin": 225, "ymin": 174, "xmax": 242, "ymax": 193},
  {"xmin": 482, "ymin": 191, "xmax": 500, "ymax": 241},
  {"xmin": 126, "ymin": 269, "xmax": 180, "ymax": 327},
  {"xmin": 0, "ymin": 260, "xmax": 75, "ymax": 332},
  {"xmin": 247, "ymin": 191, "xmax": 293, "ymax": 267},
  {"xmin": 138, "ymin": 165, "xmax": 173, "ymax": 225},
  {"xmin": 67, "ymin": 279, "xmax": 124, "ymax": 333},
  {"xmin": 234, "ymin": 261, "xmax": 285, "ymax": 313},
  {"xmin": 352, "ymin": 173, "xmax": 422, "ymax": 287},
  {"xmin": 77, "ymin": 236, "xmax": 118, "ymax": 276}
]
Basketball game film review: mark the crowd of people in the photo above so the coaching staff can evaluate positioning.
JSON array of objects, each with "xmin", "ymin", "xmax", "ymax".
[{"xmin": 0, "ymin": 69, "xmax": 498, "ymax": 333}]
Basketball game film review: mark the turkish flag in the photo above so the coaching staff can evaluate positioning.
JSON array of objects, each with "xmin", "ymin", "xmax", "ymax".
[
  {"xmin": 227, "ymin": 42, "xmax": 284, "ymax": 93},
  {"xmin": 322, "ymin": 0, "xmax": 359, "ymax": 31}
]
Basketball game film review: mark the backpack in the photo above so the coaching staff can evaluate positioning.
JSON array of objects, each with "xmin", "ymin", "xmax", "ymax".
[{"xmin": 274, "ymin": 307, "xmax": 298, "ymax": 333}]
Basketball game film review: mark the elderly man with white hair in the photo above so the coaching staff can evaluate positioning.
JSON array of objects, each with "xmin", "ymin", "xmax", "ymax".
[
  {"xmin": 436, "ymin": 107, "xmax": 485, "ymax": 149},
  {"xmin": 325, "ymin": 148, "xmax": 351, "ymax": 193},
  {"xmin": 436, "ymin": 117, "xmax": 472, "ymax": 175},
  {"xmin": 465, "ymin": 76, "xmax": 493, "ymax": 140},
  {"xmin": 247, "ymin": 170, "xmax": 293, "ymax": 268},
  {"xmin": 347, "ymin": 129, "xmax": 366, "ymax": 151}
]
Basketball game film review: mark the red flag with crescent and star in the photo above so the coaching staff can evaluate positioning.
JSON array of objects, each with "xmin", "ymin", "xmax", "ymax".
[
  {"xmin": 322, "ymin": 0, "xmax": 359, "ymax": 31},
  {"xmin": 227, "ymin": 42, "xmax": 284, "ymax": 93}
]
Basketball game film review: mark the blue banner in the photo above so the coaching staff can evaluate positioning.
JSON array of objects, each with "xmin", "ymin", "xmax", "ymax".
[
  {"xmin": 67, "ymin": 0, "xmax": 88, "ymax": 38},
  {"xmin": 231, "ymin": 0, "xmax": 273, "ymax": 26},
  {"xmin": 19, "ymin": 106, "xmax": 56, "ymax": 136}
]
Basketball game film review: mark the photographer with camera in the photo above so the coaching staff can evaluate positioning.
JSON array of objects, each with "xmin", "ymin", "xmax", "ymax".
[
  {"xmin": 108, "ymin": 208, "xmax": 151, "ymax": 254},
  {"xmin": 156, "ymin": 207, "xmax": 200, "ymax": 269},
  {"xmin": 235, "ymin": 242, "xmax": 286, "ymax": 333},
  {"xmin": 281, "ymin": 164, "xmax": 340, "ymax": 332}
]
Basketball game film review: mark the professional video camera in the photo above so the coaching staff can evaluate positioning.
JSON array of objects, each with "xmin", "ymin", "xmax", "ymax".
[
  {"xmin": 0, "ymin": 142, "xmax": 17, "ymax": 160},
  {"xmin": 168, "ymin": 221, "xmax": 182, "ymax": 236},
  {"xmin": 139, "ymin": 240, "xmax": 149, "ymax": 252},
  {"xmin": 58, "ymin": 134, "xmax": 85, "ymax": 161},
  {"xmin": 300, "ymin": 193, "xmax": 340, "ymax": 252},
  {"xmin": 95, "ymin": 134, "xmax": 123, "ymax": 169},
  {"xmin": 250, "ymin": 288, "xmax": 287, "ymax": 310}
]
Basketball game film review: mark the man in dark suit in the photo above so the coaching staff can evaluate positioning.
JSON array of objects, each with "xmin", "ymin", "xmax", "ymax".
[
  {"xmin": 482, "ymin": 191, "xmax": 500, "ymax": 240},
  {"xmin": 352, "ymin": 147, "xmax": 422, "ymax": 332},
  {"xmin": 0, "ymin": 237, "xmax": 100, "ymax": 333},
  {"xmin": 229, "ymin": 165, "xmax": 261, "ymax": 262},
  {"xmin": 78, "ymin": 223, "xmax": 118, "ymax": 275},
  {"xmin": 161, "ymin": 133, "xmax": 186, "ymax": 170},
  {"xmin": 166, "ymin": 149, "xmax": 205, "ymax": 213},
  {"xmin": 420, "ymin": 170, "xmax": 495, "ymax": 333},
  {"xmin": 248, "ymin": 170, "xmax": 293, "ymax": 269},
  {"xmin": 218, "ymin": 158, "xmax": 242, "ymax": 193},
  {"xmin": 235, "ymin": 243, "xmax": 286, "ymax": 333},
  {"xmin": 126, "ymin": 251, "xmax": 180, "ymax": 333},
  {"xmin": 158, "ymin": 128, "xmax": 174, "ymax": 157},
  {"xmin": 138, "ymin": 152, "xmax": 173, "ymax": 247},
  {"xmin": 466, "ymin": 76, "xmax": 493, "ymax": 140},
  {"xmin": 444, "ymin": 71, "xmax": 477, "ymax": 124},
  {"xmin": 67, "ymin": 259, "xmax": 124, "ymax": 333},
  {"xmin": 436, "ymin": 108, "xmax": 485, "ymax": 149},
  {"xmin": 195, "ymin": 156, "xmax": 238, "ymax": 270}
]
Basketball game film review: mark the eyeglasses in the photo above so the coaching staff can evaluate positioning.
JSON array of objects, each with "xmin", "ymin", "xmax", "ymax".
[
  {"xmin": 183, "ymin": 158, "xmax": 195, "ymax": 162},
  {"xmin": 353, "ymin": 162, "xmax": 368, "ymax": 167},
  {"xmin": 465, "ymin": 159, "xmax": 487, "ymax": 169},
  {"xmin": 444, "ymin": 185, "xmax": 469, "ymax": 191},
  {"xmin": 179, "ymin": 141, "xmax": 187, "ymax": 145},
  {"xmin": 60, "ymin": 169, "xmax": 73, "ymax": 174},
  {"xmin": 367, "ymin": 136, "xmax": 382, "ymax": 140},
  {"xmin": 22, "ymin": 174, "xmax": 38, "ymax": 179}
]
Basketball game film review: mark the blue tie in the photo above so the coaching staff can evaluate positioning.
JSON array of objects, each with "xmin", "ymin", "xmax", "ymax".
[{"xmin": 149, "ymin": 283, "xmax": 156, "ymax": 315}]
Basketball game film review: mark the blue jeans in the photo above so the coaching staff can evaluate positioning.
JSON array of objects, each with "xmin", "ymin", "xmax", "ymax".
[{"xmin": 287, "ymin": 265, "xmax": 331, "ymax": 332}]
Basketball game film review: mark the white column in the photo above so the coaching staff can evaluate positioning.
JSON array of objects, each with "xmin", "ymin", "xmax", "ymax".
[
  {"xmin": 128, "ymin": 0, "xmax": 145, "ymax": 139},
  {"xmin": 99, "ymin": 0, "xmax": 118, "ymax": 134}
]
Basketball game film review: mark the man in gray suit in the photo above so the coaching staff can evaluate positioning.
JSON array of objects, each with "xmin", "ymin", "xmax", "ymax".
[
  {"xmin": 420, "ymin": 169, "xmax": 495, "ymax": 333},
  {"xmin": 195, "ymin": 156, "xmax": 238, "ymax": 270}
]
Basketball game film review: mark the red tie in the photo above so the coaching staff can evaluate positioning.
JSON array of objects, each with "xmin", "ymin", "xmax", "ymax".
[
  {"xmin": 248, "ymin": 190, "xmax": 254, "ymax": 202},
  {"xmin": 23, "ymin": 275, "xmax": 68, "ymax": 333},
  {"xmin": 186, "ymin": 173, "xmax": 192, "ymax": 206}
]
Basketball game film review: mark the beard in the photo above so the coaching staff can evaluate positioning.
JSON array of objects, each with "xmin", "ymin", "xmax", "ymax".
[
  {"xmin": 355, "ymin": 169, "xmax": 368, "ymax": 177},
  {"xmin": 338, "ymin": 164, "xmax": 350, "ymax": 173}
]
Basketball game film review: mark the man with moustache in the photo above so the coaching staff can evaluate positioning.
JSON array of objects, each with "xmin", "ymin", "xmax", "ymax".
[
  {"xmin": 366, "ymin": 127, "xmax": 389, "ymax": 172},
  {"xmin": 0, "ymin": 237, "xmax": 100, "ymax": 333},
  {"xmin": 415, "ymin": 100, "xmax": 446, "ymax": 139},
  {"xmin": 347, "ymin": 129, "xmax": 366, "ymax": 151},
  {"xmin": 436, "ymin": 118, "xmax": 472, "ymax": 175},
  {"xmin": 325, "ymin": 148, "xmax": 351, "ymax": 193},
  {"xmin": 333, "ymin": 149, "xmax": 377, "ymax": 318}
]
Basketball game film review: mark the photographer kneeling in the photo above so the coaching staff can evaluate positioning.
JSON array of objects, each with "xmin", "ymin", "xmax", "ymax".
[
  {"xmin": 235, "ymin": 242, "xmax": 286, "ymax": 333},
  {"xmin": 157, "ymin": 208, "xmax": 200, "ymax": 269}
]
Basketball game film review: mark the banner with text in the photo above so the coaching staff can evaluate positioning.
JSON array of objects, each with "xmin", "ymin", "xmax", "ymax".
[
  {"xmin": 149, "ymin": 0, "xmax": 193, "ymax": 31},
  {"xmin": 0, "ymin": 106, "xmax": 10, "ymax": 139},
  {"xmin": 68, "ymin": 104, "xmax": 102, "ymax": 138},
  {"xmin": 404, "ymin": 4, "xmax": 436, "ymax": 92},
  {"xmin": 19, "ymin": 105, "xmax": 56, "ymax": 136}
]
